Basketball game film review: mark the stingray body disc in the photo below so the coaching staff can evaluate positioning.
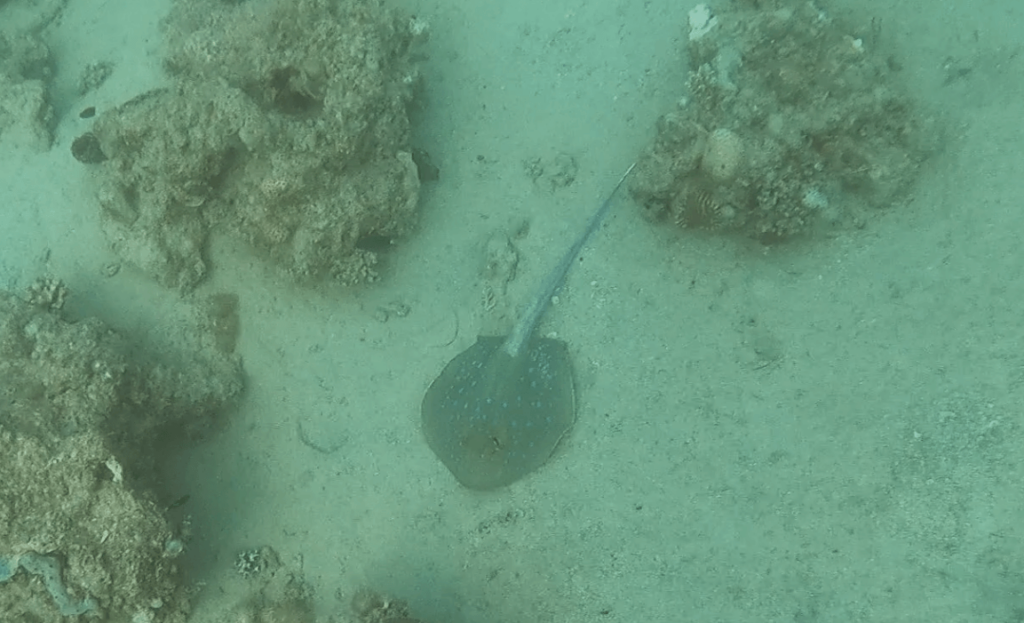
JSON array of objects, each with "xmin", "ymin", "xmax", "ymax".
[{"xmin": 421, "ymin": 335, "xmax": 575, "ymax": 490}]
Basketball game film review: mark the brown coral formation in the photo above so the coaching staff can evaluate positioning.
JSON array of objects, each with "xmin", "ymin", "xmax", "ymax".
[
  {"xmin": 0, "ymin": 283, "xmax": 243, "ymax": 622},
  {"xmin": 85, "ymin": 0, "xmax": 424, "ymax": 290},
  {"xmin": 0, "ymin": 29, "xmax": 54, "ymax": 151},
  {"xmin": 631, "ymin": 0, "xmax": 937, "ymax": 241}
]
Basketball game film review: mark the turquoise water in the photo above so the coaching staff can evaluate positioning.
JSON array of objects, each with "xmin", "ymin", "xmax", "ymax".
[{"xmin": 2, "ymin": 0, "xmax": 1023, "ymax": 621}]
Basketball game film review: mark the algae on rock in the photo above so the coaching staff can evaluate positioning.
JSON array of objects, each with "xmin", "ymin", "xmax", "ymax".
[
  {"xmin": 86, "ymin": 0, "xmax": 425, "ymax": 290},
  {"xmin": 0, "ymin": 284, "xmax": 243, "ymax": 623},
  {"xmin": 631, "ymin": 0, "xmax": 938, "ymax": 242}
]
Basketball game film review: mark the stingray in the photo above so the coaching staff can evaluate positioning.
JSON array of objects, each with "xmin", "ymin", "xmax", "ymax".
[{"xmin": 421, "ymin": 163, "xmax": 635, "ymax": 489}]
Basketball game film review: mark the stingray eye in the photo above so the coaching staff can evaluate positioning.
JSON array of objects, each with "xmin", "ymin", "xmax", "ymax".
[{"xmin": 461, "ymin": 432, "xmax": 503, "ymax": 459}]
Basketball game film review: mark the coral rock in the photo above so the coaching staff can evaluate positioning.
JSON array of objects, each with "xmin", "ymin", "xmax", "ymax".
[{"xmin": 701, "ymin": 128, "xmax": 744, "ymax": 181}]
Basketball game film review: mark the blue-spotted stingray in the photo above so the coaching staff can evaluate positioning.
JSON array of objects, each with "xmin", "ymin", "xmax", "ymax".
[{"xmin": 421, "ymin": 164, "xmax": 635, "ymax": 489}]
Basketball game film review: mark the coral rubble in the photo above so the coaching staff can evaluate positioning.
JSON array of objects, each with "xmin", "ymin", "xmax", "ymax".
[
  {"xmin": 0, "ymin": 283, "xmax": 243, "ymax": 622},
  {"xmin": 631, "ymin": 0, "xmax": 937, "ymax": 242},
  {"xmin": 83, "ymin": 0, "xmax": 425, "ymax": 290}
]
